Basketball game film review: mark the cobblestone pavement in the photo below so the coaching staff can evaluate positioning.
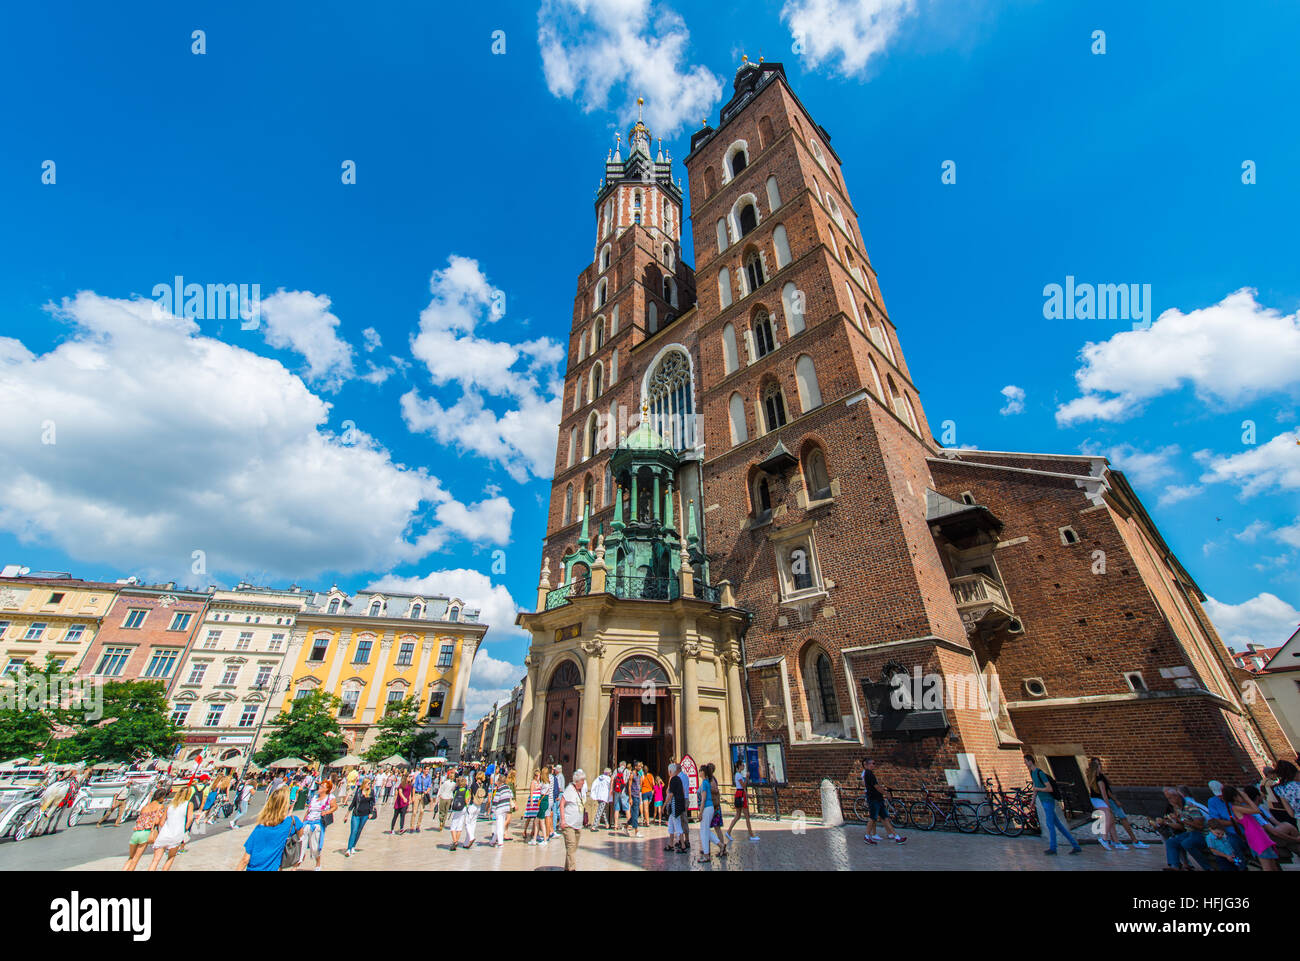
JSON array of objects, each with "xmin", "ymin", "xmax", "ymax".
[{"xmin": 58, "ymin": 811, "xmax": 1170, "ymax": 871}]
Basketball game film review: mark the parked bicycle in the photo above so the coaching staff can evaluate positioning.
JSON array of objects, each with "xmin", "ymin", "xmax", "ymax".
[
  {"xmin": 973, "ymin": 779, "xmax": 1038, "ymax": 837},
  {"xmin": 909, "ymin": 785, "xmax": 979, "ymax": 833}
]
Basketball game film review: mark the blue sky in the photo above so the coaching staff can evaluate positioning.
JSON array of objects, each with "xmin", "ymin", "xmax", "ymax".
[{"xmin": 2, "ymin": 1, "xmax": 1298, "ymax": 717}]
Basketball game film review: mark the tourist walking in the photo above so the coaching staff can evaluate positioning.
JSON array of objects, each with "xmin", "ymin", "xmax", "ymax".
[
  {"xmin": 1025, "ymin": 754, "xmax": 1081, "ymax": 856},
  {"xmin": 231, "ymin": 778, "xmax": 254, "ymax": 829},
  {"xmin": 411, "ymin": 766, "xmax": 432, "ymax": 833},
  {"xmin": 549, "ymin": 764, "xmax": 566, "ymax": 838},
  {"xmin": 625, "ymin": 763, "xmax": 642, "ymax": 838},
  {"xmin": 237, "ymin": 786, "xmax": 304, "ymax": 871},
  {"xmin": 696, "ymin": 763, "xmax": 727, "ymax": 862},
  {"xmin": 524, "ymin": 768, "xmax": 546, "ymax": 843},
  {"xmin": 652, "ymin": 775, "xmax": 664, "ymax": 826},
  {"xmin": 147, "ymin": 788, "xmax": 195, "ymax": 871},
  {"xmin": 123, "ymin": 788, "xmax": 168, "ymax": 871},
  {"xmin": 490, "ymin": 774, "xmax": 514, "ymax": 846},
  {"xmin": 665, "ymin": 762, "xmax": 688, "ymax": 854},
  {"xmin": 726, "ymin": 760, "xmax": 757, "ymax": 842},
  {"xmin": 299, "ymin": 779, "xmax": 337, "ymax": 870},
  {"xmin": 436, "ymin": 771, "xmax": 455, "ymax": 830},
  {"xmin": 1089, "ymin": 757, "xmax": 1147, "ymax": 849},
  {"xmin": 388, "ymin": 773, "xmax": 414, "ymax": 834},
  {"xmin": 858, "ymin": 757, "xmax": 905, "ymax": 845},
  {"xmin": 590, "ymin": 768, "xmax": 612, "ymax": 830},
  {"xmin": 345, "ymin": 779, "xmax": 376, "ymax": 857},
  {"xmin": 559, "ymin": 768, "xmax": 586, "ymax": 871},
  {"xmin": 448, "ymin": 775, "xmax": 475, "ymax": 850}
]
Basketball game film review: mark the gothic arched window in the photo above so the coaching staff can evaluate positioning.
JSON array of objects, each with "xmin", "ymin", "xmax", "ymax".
[
  {"xmin": 563, "ymin": 484, "xmax": 573, "ymax": 526},
  {"xmin": 730, "ymin": 149, "xmax": 748, "ymax": 178},
  {"xmin": 738, "ymin": 202, "xmax": 758, "ymax": 237},
  {"xmin": 583, "ymin": 475, "xmax": 595, "ymax": 514},
  {"xmin": 762, "ymin": 381, "xmax": 787, "ymax": 433},
  {"xmin": 646, "ymin": 349, "xmax": 694, "ymax": 450},
  {"xmin": 753, "ymin": 310, "xmax": 775, "ymax": 358},
  {"xmin": 744, "ymin": 250, "xmax": 765, "ymax": 293}
]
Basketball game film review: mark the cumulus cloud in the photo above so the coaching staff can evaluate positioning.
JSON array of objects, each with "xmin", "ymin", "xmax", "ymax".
[
  {"xmin": 1057, "ymin": 289, "xmax": 1300, "ymax": 425},
  {"xmin": 258, "ymin": 289, "xmax": 356, "ymax": 391},
  {"xmin": 999, "ymin": 384, "xmax": 1025, "ymax": 416},
  {"xmin": 0, "ymin": 291, "xmax": 507, "ymax": 582},
  {"xmin": 362, "ymin": 327, "xmax": 382, "ymax": 352},
  {"xmin": 782, "ymin": 0, "xmax": 917, "ymax": 78},
  {"xmin": 1204, "ymin": 593, "xmax": 1300, "ymax": 649},
  {"xmin": 1196, "ymin": 429, "xmax": 1300, "ymax": 497},
  {"xmin": 1235, "ymin": 520, "xmax": 1269, "ymax": 543},
  {"xmin": 539, "ymin": 0, "xmax": 722, "ymax": 135},
  {"xmin": 1156, "ymin": 484, "xmax": 1202, "ymax": 507},
  {"xmin": 401, "ymin": 256, "xmax": 562, "ymax": 482},
  {"xmin": 1275, "ymin": 520, "xmax": 1300, "ymax": 549}
]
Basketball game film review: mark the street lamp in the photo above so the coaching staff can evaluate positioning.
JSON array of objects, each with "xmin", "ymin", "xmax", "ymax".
[{"xmin": 242, "ymin": 674, "xmax": 292, "ymax": 780}]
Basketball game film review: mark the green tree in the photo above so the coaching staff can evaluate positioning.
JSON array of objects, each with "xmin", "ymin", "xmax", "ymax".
[
  {"xmin": 0, "ymin": 657, "xmax": 91, "ymax": 760},
  {"xmin": 68, "ymin": 679, "xmax": 182, "ymax": 762},
  {"xmin": 362, "ymin": 696, "xmax": 438, "ymax": 764},
  {"xmin": 254, "ymin": 689, "xmax": 346, "ymax": 765}
]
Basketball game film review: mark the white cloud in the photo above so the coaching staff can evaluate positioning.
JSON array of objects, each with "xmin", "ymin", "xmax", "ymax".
[
  {"xmin": 781, "ymin": 0, "xmax": 917, "ymax": 78},
  {"xmin": 1205, "ymin": 593, "xmax": 1300, "ymax": 649},
  {"xmin": 1274, "ymin": 520, "xmax": 1300, "ymax": 549},
  {"xmin": 1057, "ymin": 289, "xmax": 1300, "ymax": 425},
  {"xmin": 258, "ymin": 289, "xmax": 356, "ymax": 391},
  {"xmin": 0, "ymin": 291, "xmax": 506, "ymax": 582},
  {"xmin": 1157, "ymin": 484, "xmax": 1202, "ymax": 507},
  {"xmin": 362, "ymin": 327, "xmax": 382, "ymax": 352},
  {"xmin": 1084, "ymin": 442, "xmax": 1180, "ymax": 489},
  {"xmin": 1196, "ymin": 429, "xmax": 1300, "ymax": 497},
  {"xmin": 539, "ymin": 0, "xmax": 722, "ymax": 135},
  {"xmin": 999, "ymin": 384, "xmax": 1025, "ymax": 416},
  {"xmin": 464, "ymin": 686, "xmax": 513, "ymax": 722},
  {"xmin": 470, "ymin": 650, "xmax": 525, "ymax": 688},
  {"xmin": 401, "ymin": 256, "xmax": 562, "ymax": 482},
  {"xmin": 364, "ymin": 567, "xmax": 525, "ymax": 643},
  {"xmin": 1235, "ymin": 520, "xmax": 1269, "ymax": 543}
]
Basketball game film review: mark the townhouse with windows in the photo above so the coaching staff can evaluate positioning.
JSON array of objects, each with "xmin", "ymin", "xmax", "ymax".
[
  {"xmin": 0, "ymin": 567, "xmax": 119, "ymax": 676},
  {"xmin": 170, "ymin": 584, "xmax": 309, "ymax": 765},
  {"xmin": 273, "ymin": 587, "xmax": 485, "ymax": 760},
  {"xmin": 76, "ymin": 579, "xmax": 209, "ymax": 690}
]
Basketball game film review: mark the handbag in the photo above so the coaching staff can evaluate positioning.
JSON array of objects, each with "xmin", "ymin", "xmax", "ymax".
[
  {"xmin": 711, "ymin": 807, "xmax": 723, "ymax": 829},
  {"xmin": 279, "ymin": 817, "xmax": 303, "ymax": 870}
]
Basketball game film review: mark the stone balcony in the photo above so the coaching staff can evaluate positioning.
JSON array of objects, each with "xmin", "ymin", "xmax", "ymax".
[{"xmin": 949, "ymin": 573, "xmax": 1020, "ymax": 636}]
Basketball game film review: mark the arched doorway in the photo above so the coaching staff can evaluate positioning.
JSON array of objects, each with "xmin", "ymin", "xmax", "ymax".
[
  {"xmin": 608, "ymin": 655, "xmax": 674, "ymax": 776},
  {"xmin": 543, "ymin": 660, "xmax": 582, "ymax": 772}
]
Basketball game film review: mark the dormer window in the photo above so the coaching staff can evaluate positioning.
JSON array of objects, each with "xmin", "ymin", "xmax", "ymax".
[
  {"xmin": 448, "ymin": 606, "xmax": 460, "ymax": 622},
  {"xmin": 368, "ymin": 599, "xmax": 382, "ymax": 616},
  {"xmin": 411, "ymin": 603, "xmax": 423, "ymax": 619},
  {"xmin": 327, "ymin": 598, "xmax": 340, "ymax": 615}
]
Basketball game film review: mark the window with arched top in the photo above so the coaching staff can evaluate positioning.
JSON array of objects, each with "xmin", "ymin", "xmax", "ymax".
[
  {"xmin": 886, "ymin": 375, "xmax": 910, "ymax": 426},
  {"xmin": 804, "ymin": 446, "xmax": 831, "ymax": 501},
  {"xmin": 758, "ymin": 116, "xmax": 775, "ymax": 149},
  {"xmin": 585, "ymin": 411, "xmax": 600, "ymax": 458},
  {"xmin": 610, "ymin": 304, "xmax": 619, "ymax": 335},
  {"xmin": 766, "ymin": 175, "xmax": 781, "ymax": 212},
  {"xmin": 610, "ymin": 348, "xmax": 618, "ymax": 385},
  {"xmin": 589, "ymin": 363, "xmax": 603, "ymax": 401},
  {"xmin": 730, "ymin": 148, "xmax": 748, "ymax": 177},
  {"xmin": 647, "ymin": 302, "xmax": 658, "ymax": 333},
  {"xmin": 810, "ymin": 138, "xmax": 829, "ymax": 172},
  {"xmin": 568, "ymin": 426, "xmax": 578, "ymax": 467},
  {"xmin": 868, "ymin": 355, "xmax": 884, "ymax": 399},
  {"xmin": 783, "ymin": 282, "xmax": 805, "ymax": 336},
  {"xmin": 646, "ymin": 348, "xmax": 694, "ymax": 450},
  {"xmin": 594, "ymin": 317, "xmax": 606, "ymax": 350},
  {"xmin": 738, "ymin": 202, "xmax": 758, "ymax": 237},
  {"xmin": 595, "ymin": 278, "xmax": 608, "ymax": 308},
  {"xmin": 803, "ymin": 645, "xmax": 840, "ymax": 733},
  {"xmin": 718, "ymin": 267, "xmax": 733, "ymax": 309},
  {"xmin": 563, "ymin": 484, "xmax": 573, "ymax": 525},
  {"xmin": 753, "ymin": 310, "xmax": 775, "ymax": 358},
  {"xmin": 599, "ymin": 245, "xmax": 611, "ymax": 272},
  {"xmin": 795, "ymin": 355, "xmax": 822, "ymax": 412},
  {"xmin": 411, "ymin": 603, "xmax": 423, "ymax": 619},
  {"xmin": 368, "ymin": 600, "xmax": 382, "ymax": 617},
  {"xmin": 583, "ymin": 475, "xmax": 595, "ymax": 514},
  {"xmin": 327, "ymin": 598, "xmax": 340, "ymax": 614},
  {"xmin": 762, "ymin": 380, "xmax": 787, "ymax": 432},
  {"xmin": 744, "ymin": 250, "xmax": 766, "ymax": 293},
  {"xmin": 826, "ymin": 193, "xmax": 847, "ymax": 231},
  {"xmin": 728, "ymin": 392, "xmax": 747, "ymax": 445},
  {"xmin": 752, "ymin": 472, "xmax": 772, "ymax": 518},
  {"xmin": 846, "ymin": 284, "xmax": 863, "ymax": 329},
  {"xmin": 663, "ymin": 276, "xmax": 677, "ymax": 307},
  {"xmin": 773, "ymin": 224, "xmax": 791, "ymax": 269},
  {"xmin": 448, "ymin": 606, "xmax": 459, "ymax": 622},
  {"xmin": 722, "ymin": 323, "xmax": 739, "ymax": 375},
  {"xmin": 715, "ymin": 218, "xmax": 728, "ymax": 253}
]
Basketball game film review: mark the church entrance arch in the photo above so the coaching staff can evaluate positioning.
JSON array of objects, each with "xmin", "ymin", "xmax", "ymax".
[
  {"xmin": 542, "ymin": 659, "xmax": 582, "ymax": 772},
  {"xmin": 607, "ymin": 655, "xmax": 674, "ymax": 777}
]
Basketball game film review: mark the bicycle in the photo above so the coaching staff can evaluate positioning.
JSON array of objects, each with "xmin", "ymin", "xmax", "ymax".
[
  {"xmin": 974, "ymin": 780, "xmax": 1037, "ymax": 837},
  {"xmin": 909, "ymin": 786, "xmax": 979, "ymax": 833}
]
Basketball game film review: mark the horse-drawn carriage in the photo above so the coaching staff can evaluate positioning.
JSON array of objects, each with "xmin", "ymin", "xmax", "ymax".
[{"xmin": 65, "ymin": 770, "xmax": 163, "ymax": 827}]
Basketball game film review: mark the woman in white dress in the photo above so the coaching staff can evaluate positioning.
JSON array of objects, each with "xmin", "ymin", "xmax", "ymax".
[{"xmin": 147, "ymin": 788, "xmax": 195, "ymax": 871}]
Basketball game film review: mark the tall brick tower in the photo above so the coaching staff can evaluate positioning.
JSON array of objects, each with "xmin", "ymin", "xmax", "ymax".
[{"xmin": 686, "ymin": 58, "xmax": 1024, "ymax": 797}]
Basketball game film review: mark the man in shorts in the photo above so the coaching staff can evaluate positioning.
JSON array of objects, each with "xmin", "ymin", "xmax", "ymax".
[{"xmin": 859, "ymin": 758, "xmax": 906, "ymax": 845}]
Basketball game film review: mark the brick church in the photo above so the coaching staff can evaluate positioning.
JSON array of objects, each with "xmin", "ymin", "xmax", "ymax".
[{"xmin": 512, "ymin": 59, "xmax": 1292, "ymax": 813}]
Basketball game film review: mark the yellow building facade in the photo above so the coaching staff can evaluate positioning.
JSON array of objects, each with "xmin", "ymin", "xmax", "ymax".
[
  {"xmin": 272, "ymin": 587, "xmax": 485, "ymax": 759},
  {"xmin": 0, "ymin": 570, "xmax": 121, "ymax": 676}
]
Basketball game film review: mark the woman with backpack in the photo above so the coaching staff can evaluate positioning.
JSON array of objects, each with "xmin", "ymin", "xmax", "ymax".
[
  {"xmin": 344, "ymin": 779, "xmax": 376, "ymax": 857},
  {"xmin": 448, "ymin": 775, "xmax": 475, "ymax": 851},
  {"xmin": 123, "ymin": 788, "xmax": 169, "ymax": 871},
  {"xmin": 237, "ymin": 786, "xmax": 304, "ymax": 871},
  {"xmin": 147, "ymin": 787, "xmax": 196, "ymax": 872}
]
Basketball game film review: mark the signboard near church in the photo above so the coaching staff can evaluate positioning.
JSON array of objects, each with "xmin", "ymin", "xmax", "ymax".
[{"xmin": 680, "ymin": 753, "xmax": 699, "ymax": 811}]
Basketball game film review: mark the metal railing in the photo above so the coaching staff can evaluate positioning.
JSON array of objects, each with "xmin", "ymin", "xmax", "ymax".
[{"xmin": 545, "ymin": 574, "xmax": 728, "ymax": 608}]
